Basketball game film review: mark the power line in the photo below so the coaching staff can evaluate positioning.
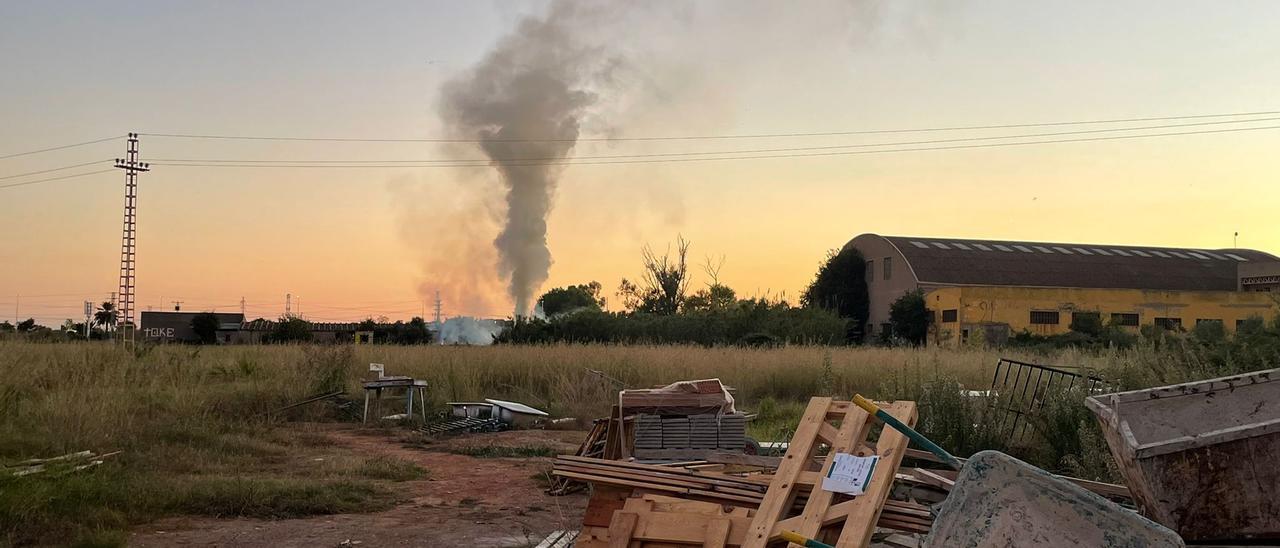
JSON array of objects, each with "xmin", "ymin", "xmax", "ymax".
[
  {"xmin": 0, "ymin": 136, "xmax": 121, "ymax": 161},
  {"xmin": 137, "ymin": 109, "xmax": 1280, "ymax": 143},
  {"xmin": 144, "ymin": 124, "xmax": 1280, "ymax": 169},
  {"xmin": 143, "ymin": 116, "xmax": 1280, "ymax": 166},
  {"xmin": 0, "ymin": 159, "xmax": 114, "ymax": 180},
  {"xmin": 0, "ymin": 169, "xmax": 116, "ymax": 190}
]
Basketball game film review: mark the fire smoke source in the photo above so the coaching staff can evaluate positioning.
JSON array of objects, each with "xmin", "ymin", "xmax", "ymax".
[{"xmin": 440, "ymin": 3, "xmax": 599, "ymax": 317}]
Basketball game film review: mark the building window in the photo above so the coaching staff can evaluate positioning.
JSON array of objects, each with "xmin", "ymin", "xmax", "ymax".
[
  {"xmin": 883, "ymin": 257, "xmax": 892, "ymax": 281},
  {"xmin": 941, "ymin": 309, "xmax": 958, "ymax": 323},
  {"xmin": 1111, "ymin": 313, "xmax": 1139, "ymax": 326},
  {"xmin": 1030, "ymin": 311, "xmax": 1060, "ymax": 325},
  {"xmin": 1196, "ymin": 319, "xmax": 1223, "ymax": 327},
  {"xmin": 1154, "ymin": 317, "xmax": 1182, "ymax": 330},
  {"xmin": 880, "ymin": 323, "xmax": 891, "ymax": 336},
  {"xmin": 1071, "ymin": 311, "xmax": 1100, "ymax": 327},
  {"xmin": 865, "ymin": 260, "xmax": 874, "ymax": 282}
]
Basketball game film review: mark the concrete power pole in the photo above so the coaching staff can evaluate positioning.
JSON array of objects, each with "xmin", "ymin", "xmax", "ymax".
[
  {"xmin": 285, "ymin": 293, "xmax": 292, "ymax": 317},
  {"xmin": 240, "ymin": 297, "xmax": 246, "ymax": 317},
  {"xmin": 114, "ymin": 133, "xmax": 149, "ymax": 349}
]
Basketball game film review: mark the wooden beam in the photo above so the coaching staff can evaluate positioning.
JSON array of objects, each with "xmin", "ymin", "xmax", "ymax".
[
  {"xmin": 912, "ymin": 467, "xmax": 955, "ymax": 491},
  {"xmin": 607, "ymin": 511, "xmax": 638, "ymax": 548}
]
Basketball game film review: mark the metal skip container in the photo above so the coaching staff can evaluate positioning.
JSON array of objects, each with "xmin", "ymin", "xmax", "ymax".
[{"xmin": 1085, "ymin": 368, "xmax": 1280, "ymax": 543}]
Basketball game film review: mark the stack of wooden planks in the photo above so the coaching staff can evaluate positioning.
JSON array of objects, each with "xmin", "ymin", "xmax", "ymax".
[
  {"xmin": 552, "ymin": 455, "xmax": 768, "ymax": 506},
  {"xmin": 619, "ymin": 378, "xmax": 734, "ymax": 415}
]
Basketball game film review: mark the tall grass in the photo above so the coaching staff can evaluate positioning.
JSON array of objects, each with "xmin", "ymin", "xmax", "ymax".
[
  {"xmin": 0, "ymin": 338, "xmax": 1270, "ymax": 544},
  {"xmin": 0, "ymin": 343, "xmax": 418, "ymax": 546}
]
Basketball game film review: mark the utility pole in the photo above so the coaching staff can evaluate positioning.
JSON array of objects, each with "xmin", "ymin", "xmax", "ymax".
[
  {"xmin": 84, "ymin": 301, "xmax": 92, "ymax": 339},
  {"xmin": 433, "ymin": 290, "xmax": 443, "ymax": 345},
  {"xmin": 285, "ymin": 293, "xmax": 292, "ymax": 317},
  {"xmin": 114, "ymin": 133, "xmax": 149, "ymax": 349},
  {"xmin": 240, "ymin": 297, "xmax": 246, "ymax": 317},
  {"xmin": 12, "ymin": 294, "xmax": 17, "ymax": 327},
  {"xmin": 1234, "ymin": 231, "xmax": 1239, "ymax": 248},
  {"xmin": 171, "ymin": 301, "xmax": 183, "ymax": 312}
]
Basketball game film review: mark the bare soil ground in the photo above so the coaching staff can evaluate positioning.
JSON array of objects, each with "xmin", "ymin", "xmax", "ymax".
[{"xmin": 130, "ymin": 425, "xmax": 589, "ymax": 547}]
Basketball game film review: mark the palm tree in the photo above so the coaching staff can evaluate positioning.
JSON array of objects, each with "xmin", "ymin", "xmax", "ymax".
[{"xmin": 93, "ymin": 301, "xmax": 117, "ymax": 333}]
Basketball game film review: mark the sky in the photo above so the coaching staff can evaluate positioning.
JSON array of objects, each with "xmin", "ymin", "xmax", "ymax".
[{"xmin": 2, "ymin": 1, "xmax": 1279, "ymax": 325}]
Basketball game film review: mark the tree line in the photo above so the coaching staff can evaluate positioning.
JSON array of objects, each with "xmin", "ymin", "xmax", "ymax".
[{"xmin": 498, "ymin": 237, "xmax": 871, "ymax": 346}]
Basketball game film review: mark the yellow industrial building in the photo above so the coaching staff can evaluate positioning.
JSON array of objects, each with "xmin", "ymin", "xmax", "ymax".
[{"xmin": 845, "ymin": 234, "xmax": 1280, "ymax": 346}]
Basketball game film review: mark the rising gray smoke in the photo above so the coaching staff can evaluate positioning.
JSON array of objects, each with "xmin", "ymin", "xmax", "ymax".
[{"xmin": 440, "ymin": 2, "xmax": 601, "ymax": 317}]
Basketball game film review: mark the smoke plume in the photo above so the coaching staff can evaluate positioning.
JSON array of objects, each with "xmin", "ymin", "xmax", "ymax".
[{"xmin": 440, "ymin": 2, "xmax": 602, "ymax": 317}]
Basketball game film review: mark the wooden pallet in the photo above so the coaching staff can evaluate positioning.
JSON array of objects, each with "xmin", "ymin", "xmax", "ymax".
[
  {"xmin": 548, "ymin": 419, "xmax": 611, "ymax": 495},
  {"xmin": 742, "ymin": 397, "xmax": 917, "ymax": 548},
  {"xmin": 534, "ymin": 529, "xmax": 580, "ymax": 548}
]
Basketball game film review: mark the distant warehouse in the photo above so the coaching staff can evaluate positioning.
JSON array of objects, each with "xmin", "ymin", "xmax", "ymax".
[
  {"xmin": 846, "ymin": 234, "xmax": 1280, "ymax": 346},
  {"xmin": 140, "ymin": 312, "xmax": 372, "ymax": 344}
]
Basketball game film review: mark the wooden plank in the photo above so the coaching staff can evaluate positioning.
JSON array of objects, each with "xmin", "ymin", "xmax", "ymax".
[
  {"xmin": 558, "ymin": 456, "xmax": 769, "ymax": 490},
  {"xmin": 557, "ymin": 469, "xmax": 767, "ymax": 507},
  {"xmin": 704, "ymin": 451, "xmax": 782, "ymax": 469},
  {"xmin": 743, "ymin": 397, "xmax": 833, "ymax": 548},
  {"xmin": 583, "ymin": 486, "xmax": 634, "ymax": 528},
  {"xmin": 912, "ymin": 468, "xmax": 954, "ymax": 491},
  {"xmin": 703, "ymin": 518, "xmax": 731, "ymax": 548},
  {"xmin": 835, "ymin": 400, "xmax": 917, "ymax": 548},
  {"xmin": 554, "ymin": 465, "xmax": 767, "ymax": 500},
  {"xmin": 608, "ymin": 511, "xmax": 639, "ymax": 548}
]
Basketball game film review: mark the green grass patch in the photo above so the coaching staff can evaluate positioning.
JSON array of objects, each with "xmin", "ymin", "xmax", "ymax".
[
  {"xmin": 169, "ymin": 476, "xmax": 395, "ymax": 518},
  {"xmin": 449, "ymin": 445, "xmax": 557, "ymax": 458},
  {"xmin": 356, "ymin": 456, "xmax": 428, "ymax": 481}
]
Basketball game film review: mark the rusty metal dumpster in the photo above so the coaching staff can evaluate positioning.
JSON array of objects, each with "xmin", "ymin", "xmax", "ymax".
[{"xmin": 1085, "ymin": 368, "xmax": 1280, "ymax": 543}]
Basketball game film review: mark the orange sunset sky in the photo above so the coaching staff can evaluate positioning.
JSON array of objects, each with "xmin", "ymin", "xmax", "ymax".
[{"xmin": 2, "ymin": 1, "xmax": 1279, "ymax": 324}]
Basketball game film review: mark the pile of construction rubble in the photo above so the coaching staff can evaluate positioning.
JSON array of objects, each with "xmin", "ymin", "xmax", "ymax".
[{"xmin": 541, "ymin": 368, "xmax": 1280, "ymax": 547}]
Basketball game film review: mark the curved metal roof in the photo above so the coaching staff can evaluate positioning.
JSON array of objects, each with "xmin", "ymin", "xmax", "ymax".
[{"xmin": 868, "ymin": 235, "xmax": 1278, "ymax": 291}]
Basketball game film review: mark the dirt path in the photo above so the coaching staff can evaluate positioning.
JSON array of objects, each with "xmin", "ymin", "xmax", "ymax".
[{"xmin": 130, "ymin": 426, "xmax": 588, "ymax": 547}]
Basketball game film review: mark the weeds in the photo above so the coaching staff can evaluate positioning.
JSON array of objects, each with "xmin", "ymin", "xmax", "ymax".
[
  {"xmin": 449, "ymin": 445, "xmax": 557, "ymax": 458},
  {"xmin": 356, "ymin": 456, "xmax": 428, "ymax": 481}
]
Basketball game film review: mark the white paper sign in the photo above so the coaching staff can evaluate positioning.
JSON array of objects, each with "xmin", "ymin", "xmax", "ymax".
[{"xmin": 821, "ymin": 453, "xmax": 880, "ymax": 496}]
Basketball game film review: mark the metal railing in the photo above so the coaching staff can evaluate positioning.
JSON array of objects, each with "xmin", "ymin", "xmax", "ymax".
[{"xmin": 989, "ymin": 357, "xmax": 1109, "ymax": 440}]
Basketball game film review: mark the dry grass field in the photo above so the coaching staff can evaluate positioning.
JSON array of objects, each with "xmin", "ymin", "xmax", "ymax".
[{"xmin": 0, "ymin": 340, "xmax": 1255, "ymax": 546}]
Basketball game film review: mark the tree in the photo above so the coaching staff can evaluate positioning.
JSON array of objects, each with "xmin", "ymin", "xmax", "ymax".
[
  {"xmin": 801, "ymin": 246, "xmax": 869, "ymax": 343},
  {"xmin": 268, "ymin": 316, "xmax": 312, "ymax": 343},
  {"xmin": 888, "ymin": 290, "xmax": 928, "ymax": 345},
  {"xmin": 1069, "ymin": 312, "xmax": 1104, "ymax": 337},
  {"xmin": 618, "ymin": 236, "xmax": 691, "ymax": 315},
  {"xmin": 538, "ymin": 282, "xmax": 605, "ymax": 317},
  {"xmin": 685, "ymin": 284, "xmax": 737, "ymax": 312},
  {"xmin": 191, "ymin": 313, "xmax": 221, "ymax": 344},
  {"xmin": 93, "ymin": 301, "xmax": 118, "ymax": 333},
  {"xmin": 16, "ymin": 318, "xmax": 37, "ymax": 332},
  {"xmin": 0, "ymin": 321, "xmax": 13, "ymax": 333}
]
